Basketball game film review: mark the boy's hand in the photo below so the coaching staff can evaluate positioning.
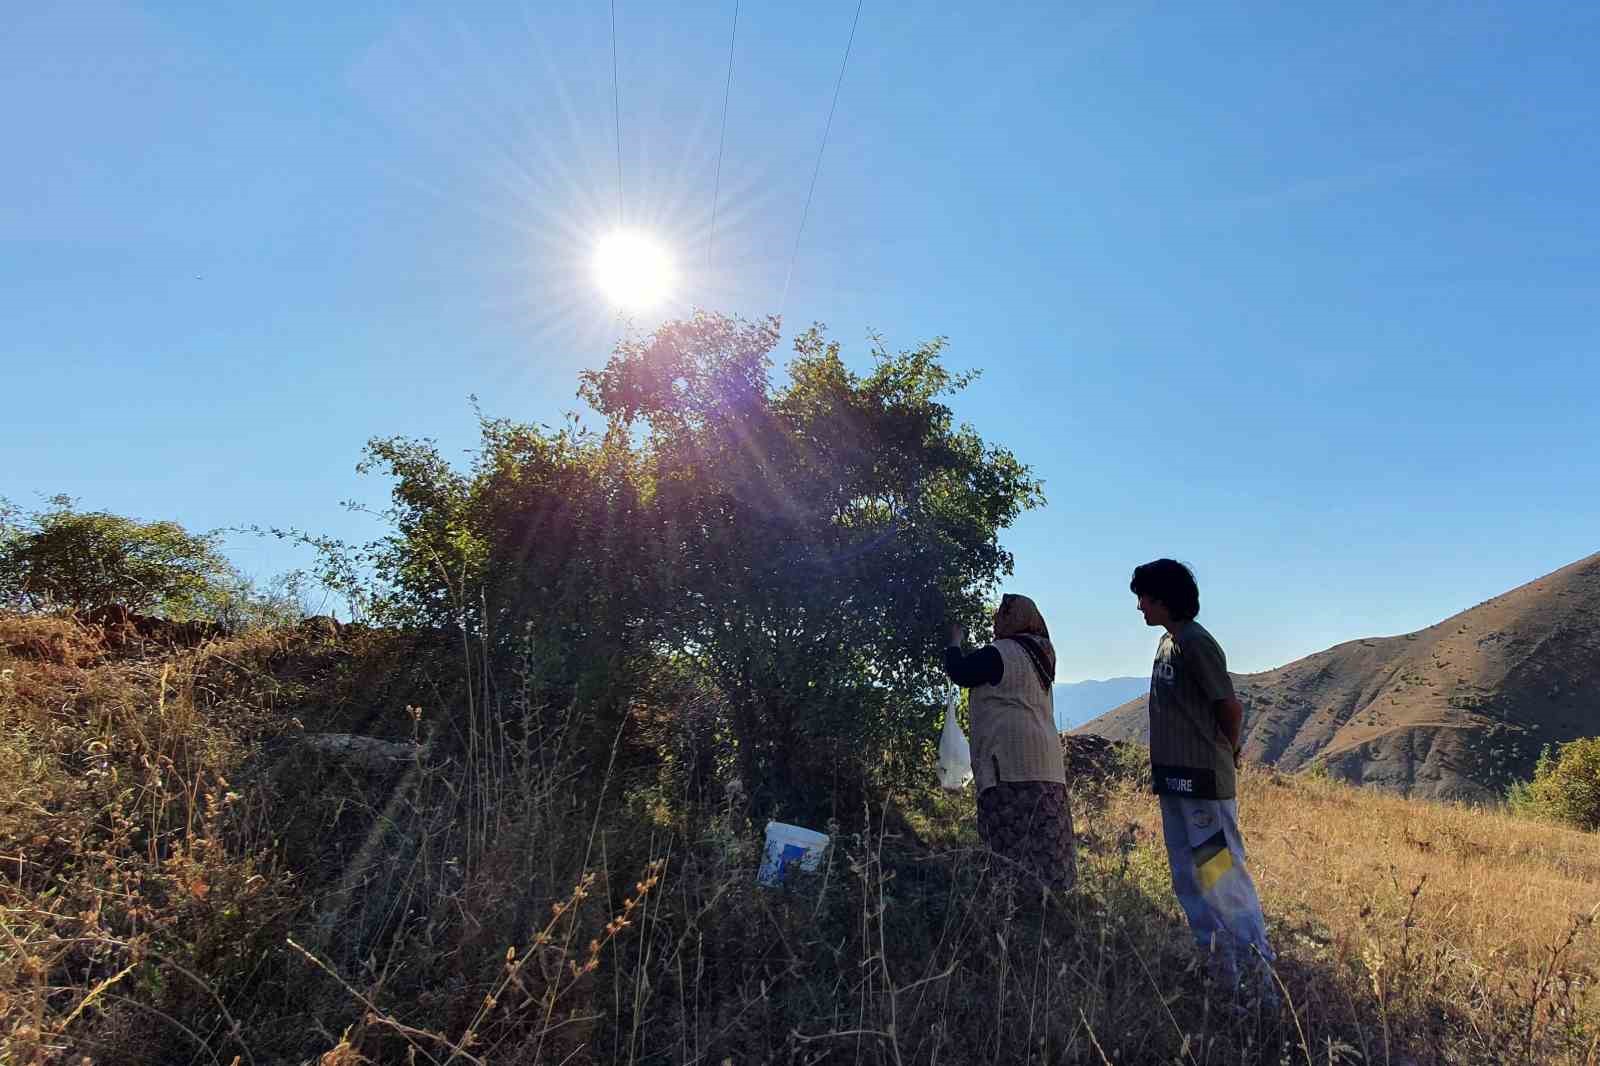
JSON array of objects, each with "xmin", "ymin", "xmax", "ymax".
[
  {"xmin": 1214, "ymin": 695, "xmax": 1245, "ymax": 767},
  {"xmin": 946, "ymin": 623, "xmax": 966, "ymax": 648}
]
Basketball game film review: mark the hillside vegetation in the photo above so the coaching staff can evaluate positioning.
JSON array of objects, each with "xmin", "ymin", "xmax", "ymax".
[
  {"xmin": 4, "ymin": 612, "xmax": 1599, "ymax": 1065},
  {"xmin": 1082, "ymin": 551, "xmax": 1600, "ymax": 800}
]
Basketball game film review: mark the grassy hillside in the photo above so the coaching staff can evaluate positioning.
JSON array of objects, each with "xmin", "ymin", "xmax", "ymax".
[
  {"xmin": 3, "ymin": 612, "xmax": 1598, "ymax": 1064},
  {"xmin": 1081, "ymin": 551, "xmax": 1600, "ymax": 800}
]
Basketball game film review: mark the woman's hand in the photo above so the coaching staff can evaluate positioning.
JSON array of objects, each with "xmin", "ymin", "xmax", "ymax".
[{"xmin": 946, "ymin": 623, "xmax": 966, "ymax": 648}]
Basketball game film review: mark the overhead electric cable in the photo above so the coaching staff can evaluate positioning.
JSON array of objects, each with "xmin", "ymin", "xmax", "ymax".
[
  {"xmin": 610, "ymin": 0, "xmax": 624, "ymax": 226},
  {"xmin": 707, "ymin": 0, "xmax": 740, "ymax": 271},
  {"xmin": 780, "ymin": 0, "xmax": 864, "ymax": 323}
]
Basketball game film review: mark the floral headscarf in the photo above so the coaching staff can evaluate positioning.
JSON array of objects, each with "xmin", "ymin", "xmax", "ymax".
[{"xmin": 994, "ymin": 592, "xmax": 1055, "ymax": 689}]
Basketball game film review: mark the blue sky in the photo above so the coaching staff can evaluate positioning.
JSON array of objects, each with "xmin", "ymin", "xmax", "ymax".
[{"xmin": 4, "ymin": 1, "xmax": 1596, "ymax": 681}]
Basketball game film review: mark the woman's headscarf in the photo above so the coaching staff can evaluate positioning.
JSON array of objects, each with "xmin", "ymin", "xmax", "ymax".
[{"xmin": 994, "ymin": 593, "xmax": 1056, "ymax": 689}]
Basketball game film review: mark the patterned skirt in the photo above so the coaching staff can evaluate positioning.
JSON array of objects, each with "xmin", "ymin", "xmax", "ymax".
[{"xmin": 976, "ymin": 780, "xmax": 1078, "ymax": 892}]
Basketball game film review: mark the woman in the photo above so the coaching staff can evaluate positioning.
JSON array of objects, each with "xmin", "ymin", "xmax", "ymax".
[{"xmin": 943, "ymin": 593, "xmax": 1076, "ymax": 891}]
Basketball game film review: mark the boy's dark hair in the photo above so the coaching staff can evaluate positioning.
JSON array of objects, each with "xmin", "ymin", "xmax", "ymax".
[{"xmin": 1130, "ymin": 559, "xmax": 1200, "ymax": 621}]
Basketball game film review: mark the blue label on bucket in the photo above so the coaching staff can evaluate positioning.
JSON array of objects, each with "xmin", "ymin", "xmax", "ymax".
[
  {"xmin": 758, "ymin": 842, "xmax": 814, "ymax": 887},
  {"xmin": 757, "ymin": 824, "xmax": 828, "ymax": 887}
]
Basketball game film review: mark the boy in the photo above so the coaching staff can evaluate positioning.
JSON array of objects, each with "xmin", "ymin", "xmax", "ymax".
[{"xmin": 1131, "ymin": 558, "xmax": 1275, "ymax": 999}]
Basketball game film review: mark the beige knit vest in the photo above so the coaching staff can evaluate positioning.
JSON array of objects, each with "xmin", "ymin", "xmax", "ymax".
[{"xmin": 969, "ymin": 639, "xmax": 1067, "ymax": 792}]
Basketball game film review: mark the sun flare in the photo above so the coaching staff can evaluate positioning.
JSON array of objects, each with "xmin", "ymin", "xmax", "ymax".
[{"xmin": 592, "ymin": 229, "xmax": 675, "ymax": 310}]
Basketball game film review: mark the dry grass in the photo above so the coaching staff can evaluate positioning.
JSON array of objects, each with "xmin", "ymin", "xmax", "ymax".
[
  {"xmin": 3, "ymin": 610, "xmax": 1599, "ymax": 1065},
  {"xmin": 1090, "ymin": 767, "xmax": 1600, "ymax": 1063},
  {"xmin": 1237, "ymin": 771, "xmax": 1600, "ymax": 978}
]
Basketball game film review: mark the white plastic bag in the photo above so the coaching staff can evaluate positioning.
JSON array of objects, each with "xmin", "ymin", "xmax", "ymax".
[{"xmin": 937, "ymin": 687, "xmax": 973, "ymax": 791}]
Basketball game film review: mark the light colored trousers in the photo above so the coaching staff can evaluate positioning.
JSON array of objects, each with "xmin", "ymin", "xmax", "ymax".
[{"xmin": 1158, "ymin": 795, "xmax": 1274, "ymax": 979}]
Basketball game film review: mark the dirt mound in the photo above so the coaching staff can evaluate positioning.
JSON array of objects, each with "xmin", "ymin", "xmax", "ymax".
[
  {"xmin": 0, "ymin": 612, "xmax": 106, "ymax": 667},
  {"xmin": 1059, "ymin": 732, "xmax": 1117, "ymax": 782},
  {"xmin": 298, "ymin": 613, "xmax": 345, "ymax": 640},
  {"xmin": 82, "ymin": 603, "xmax": 226, "ymax": 647}
]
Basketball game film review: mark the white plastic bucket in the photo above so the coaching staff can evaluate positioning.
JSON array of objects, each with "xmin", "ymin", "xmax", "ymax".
[{"xmin": 756, "ymin": 821, "xmax": 829, "ymax": 887}]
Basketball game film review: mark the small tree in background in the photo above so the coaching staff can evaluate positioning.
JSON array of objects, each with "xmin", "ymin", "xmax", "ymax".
[
  {"xmin": 0, "ymin": 496, "xmax": 237, "ymax": 617},
  {"xmin": 1508, "ymin": 737, "xmax": 1600, "ymax": 831},
  {"xmin": 200, "ymin": 568, "xmax": 318, "ymax": 630}
]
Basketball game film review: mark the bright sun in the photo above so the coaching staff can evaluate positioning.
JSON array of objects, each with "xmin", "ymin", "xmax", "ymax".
[{"xmin": 592, "ymin": 229, "xmax": 675, "ymax": 310}]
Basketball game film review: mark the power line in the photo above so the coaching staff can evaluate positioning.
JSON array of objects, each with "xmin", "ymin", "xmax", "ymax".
[
  {"xmin": 707, "ymin": 0, "xmax": 740, "ymax": 271},
  {"xmin": 780, "ymin": 0, "xmax": 864, "ymax": 323},
  {"xmin": 610, "ymin": 0, "xmax": 623, "ymax": 227}
]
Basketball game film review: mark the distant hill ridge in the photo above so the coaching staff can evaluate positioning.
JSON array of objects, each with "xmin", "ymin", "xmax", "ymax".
[
  {"xmin": 1053, "ymin": 676, "xmax": 1147, "ymax": 731},
  {"xmin": 1075, "ymin": 552, "xmax": 1600, "ymax": 800}
]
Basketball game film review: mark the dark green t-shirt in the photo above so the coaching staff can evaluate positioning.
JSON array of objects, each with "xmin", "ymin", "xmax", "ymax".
[{"xmin": 1147, "ymin": 620, "xmax": 1236, "ymax": 799}]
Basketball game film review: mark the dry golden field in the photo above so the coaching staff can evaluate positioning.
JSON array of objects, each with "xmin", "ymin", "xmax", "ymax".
[{"xmin": 3, "ymin": 613, "xmax": 1597, "ymax": 1064}]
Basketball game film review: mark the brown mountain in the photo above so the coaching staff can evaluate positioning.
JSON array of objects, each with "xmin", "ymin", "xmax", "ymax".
[{"xmin": 1076, "ymin": 552, "xmax": 1600, "ymax": 800}]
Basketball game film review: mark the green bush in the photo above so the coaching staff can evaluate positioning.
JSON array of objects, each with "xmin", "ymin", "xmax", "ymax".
[
  {"xmin": 1507, "ymin": 737, "xmax": 1600, "ymax": 830},
  {"xmin": 0, "ymin": 496, "xmax": 236, "ymax": 616},
  {"xmin": 0, "ymin": 495, "xmax": 305, "ymax": 626}
]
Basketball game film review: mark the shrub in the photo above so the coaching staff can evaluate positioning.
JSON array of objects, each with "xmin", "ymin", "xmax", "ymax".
[
  {"xmin": 1508, "ymin": 737, "xmax": 1600, "ymax": 830},
  {"xmin": 0, "ymin": 496, "xmax": 308, "ymax": 627},
  {"xmin": 0, "ymin": 496, "xmax": 234, "ymax": 617}
]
